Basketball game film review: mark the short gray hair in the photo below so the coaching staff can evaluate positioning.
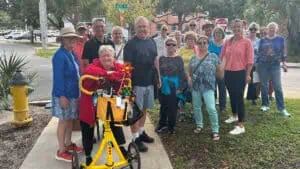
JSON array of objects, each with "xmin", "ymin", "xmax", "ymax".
[
  {"xmin": 112, "ymin": 26, "xmax": 123, "ymax": 34},
  {"xmin": 92, "ymin": 18, "xmax": 105, "ymax": 25},
  {"xmin": 135, "ymin": 16, "xmax": 149, "ymax": 26},
  {"xmin": 248, "ymin": 22, "xmax": 260, "ymax": 30},
  {"xmin": 98, "ymin": 45, "xmax": 115, "ymax": 57},
  {"xmin": 267, "ymin": 22, "xmax": 279, "ymax": 31}
]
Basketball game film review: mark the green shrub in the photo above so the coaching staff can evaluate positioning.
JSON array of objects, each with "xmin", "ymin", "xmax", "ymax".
[
  {"xmin": 36, "ymin": 48, "xmax": 57, "ymax": 58},
  {"xmin": 0, "ymin": 51, "xmax": 38, "ymax": 110}
]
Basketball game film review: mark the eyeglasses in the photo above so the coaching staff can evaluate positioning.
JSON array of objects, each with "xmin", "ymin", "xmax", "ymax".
[
  {"xmin": 249, "ymin": 28, "xmax": 257, "ymax": 32},
  {"xmin": 162, "ymin": 29, "xmax": 167, "ymax": 31},
  {"xmin": 190, "ymin": 24, "xmax": 196, "ymax": 27},
  {"xmin": 166, "ymin": 43, "xmax": 176, "ymax": 47},
  {"xmin": 197, "ymin": 42, "xmax": 207, "ymax": 45}
]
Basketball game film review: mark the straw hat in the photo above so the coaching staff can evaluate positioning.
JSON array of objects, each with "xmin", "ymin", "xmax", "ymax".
[
  {"xmin": 202, "ymin": 20, "xmax": 214, "ymax": 29},
  {"xmin": 59, "ymin": 27, "xmax": 82, "ymax": 39}
]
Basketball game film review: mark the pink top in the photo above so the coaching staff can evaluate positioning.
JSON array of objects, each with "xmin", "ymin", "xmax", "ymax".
[{"xmin": 220, "ymin": 37, "xmax": 254, "ymax": 71}]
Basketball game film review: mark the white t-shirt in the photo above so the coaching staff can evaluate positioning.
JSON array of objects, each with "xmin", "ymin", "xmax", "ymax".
[
  {"xmin": 115, "ymin": 44, "xmax": 124, "ymax": 63},
  {"xmin": 154, "ymin": 35, "xmax": 167, "ymax": 57}
]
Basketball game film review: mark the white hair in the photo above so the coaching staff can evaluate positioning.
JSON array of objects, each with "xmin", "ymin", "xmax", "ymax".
[
  {"xmin": 112, "ymin": 26, "xmax": 123, "ymax": 34},
  {"xmin": 267, "ymin": 22, "xmax": 279, "ymax": 31},
  {"xmin": 134, "ymin": 16, "xmax": 149, "ymax": 26},
  {"xmin": 98, "ymin": 45, "xmax": 115, "ymax": 57}
]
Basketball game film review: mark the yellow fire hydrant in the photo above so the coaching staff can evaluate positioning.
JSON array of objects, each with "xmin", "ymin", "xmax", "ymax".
[{"xmin": 10, "ymin": 70, "xmax": 34, "ymax": 127}]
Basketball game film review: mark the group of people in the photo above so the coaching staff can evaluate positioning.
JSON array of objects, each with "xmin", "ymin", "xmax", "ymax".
[
  {"xmin": 153, "ymin": 19, "xmax": 290, "ymax": 137},
  {"xmin": 52, "ymin": 16, "xmax": 157, "ymax": 165},
  {"xmin": 51, "ymin": 15, "xmax": 291, "ymax": 165}
]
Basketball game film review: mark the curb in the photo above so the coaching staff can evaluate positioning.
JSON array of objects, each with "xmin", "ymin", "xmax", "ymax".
[{"xmin": 287, "ymin": 65, "xmax": 300, "ymax": 69}]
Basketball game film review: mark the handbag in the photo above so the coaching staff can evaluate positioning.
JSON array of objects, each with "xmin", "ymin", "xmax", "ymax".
[{"xmin": 183, "ymin": 54, "xmax": 209, "ymax": 102}]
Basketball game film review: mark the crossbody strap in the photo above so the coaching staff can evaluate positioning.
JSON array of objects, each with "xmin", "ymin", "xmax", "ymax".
[
  {"xmin": 115, "ymin": 44, "xmax": 124, "ymax": 60},
  {"xmin": 192, "ymin": 53, "xmax": 209, "ymax": 75}
]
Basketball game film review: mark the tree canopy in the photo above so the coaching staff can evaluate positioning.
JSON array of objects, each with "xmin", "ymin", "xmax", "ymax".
[{"xmin": 105, "ymin": 0, "xmax": 158, "ymax": 32}]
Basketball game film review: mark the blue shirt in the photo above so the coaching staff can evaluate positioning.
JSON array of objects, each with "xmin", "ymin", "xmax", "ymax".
[
  {"xmin": 52, "ymin": 47, "xmax": 81, "ymax": 99},
  {"xmin": 189, "ymin": 53, "xmax": 220, "ymax": 92},
  {"xmin": 258, "ymin": 36, "xmax": 286, "ymax": 64},
  {"xmin": 208, "ymin": 41, "xmax": 223, "ymax": 57}
]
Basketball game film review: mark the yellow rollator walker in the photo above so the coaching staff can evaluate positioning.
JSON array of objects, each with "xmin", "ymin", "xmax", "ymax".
[{"xmin": 72, "ymin": 74, "xmax": 141, "ymax": 169}]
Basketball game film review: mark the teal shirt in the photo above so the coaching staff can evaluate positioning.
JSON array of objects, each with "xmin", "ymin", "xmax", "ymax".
[
  {"xmin": 208, "ymin": 41, "xmax": 223, "ymax": 57},
  {"xmin": 189, "ymin": 53, "xmax": 220, "ymax": 92}
]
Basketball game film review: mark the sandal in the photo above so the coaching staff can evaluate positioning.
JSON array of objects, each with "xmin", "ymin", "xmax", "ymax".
[
  {"xmin": 212, "ymin": 133, "xmax": 220, "ymax": 141},
  {"xmin": 193, "ymin": 127, "xmax": 202, "ymax": 134}
]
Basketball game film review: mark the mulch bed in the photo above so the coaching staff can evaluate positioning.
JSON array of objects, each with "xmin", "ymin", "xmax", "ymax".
[{"xmin": 0, "ymin": 106, "xmax": 51, "ymax": 169}]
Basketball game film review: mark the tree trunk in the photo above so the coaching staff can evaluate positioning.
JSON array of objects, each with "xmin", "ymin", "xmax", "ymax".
[
  {"xmin": 287, "ymin": 4, "xmax": 300, "ymax": 56},
  {"xmin": 178, "ymin": 13, "xmax": 183, "ymax": 32},
  {"xmin": 30, "ymin": 30, "xmax": 34, "ymax": 44}
]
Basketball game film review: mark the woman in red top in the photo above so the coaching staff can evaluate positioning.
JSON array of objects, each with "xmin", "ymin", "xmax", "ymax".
[
  {"xmin": 79, "ymin": 45, "xmax": 128, "ymax": 165},
  {"xmin": 220, "ymin": 19, "xmax": 254, "ymax": 135}
]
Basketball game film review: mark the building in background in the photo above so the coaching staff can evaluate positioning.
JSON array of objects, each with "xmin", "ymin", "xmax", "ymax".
[{"xmin": 149, "ymin": 12, "xmax": 207, "ymax": 36}]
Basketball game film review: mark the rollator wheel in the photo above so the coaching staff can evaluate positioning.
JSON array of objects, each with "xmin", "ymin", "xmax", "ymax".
[
  {"xmin": 127, "ymin": 142, "xmax": 141, "ymax": 169},
  {"xmin": 71, "ymin": 151, "xmax": 80, "ymax": 169}
]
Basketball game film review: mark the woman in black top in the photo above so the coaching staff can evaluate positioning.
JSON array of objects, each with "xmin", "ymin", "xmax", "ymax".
[{"xmin": 155, "ymin": 37, "xmax": 187, "ymax": 134}]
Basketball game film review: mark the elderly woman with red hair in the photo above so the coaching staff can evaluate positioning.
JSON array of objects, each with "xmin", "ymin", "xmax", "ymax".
[{"xmin": 79, "ymin": 45, "xmax": 128, "ymax": 165}]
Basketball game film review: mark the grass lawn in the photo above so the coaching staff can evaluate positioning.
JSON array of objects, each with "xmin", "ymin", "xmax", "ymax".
[
  {"xmin": 148, "ymin": 99, "xmax": 300, "ymax": 169},
  {"xmin": 36, "ymin": 48, "xmax": 57, "ymax": 58},
  {"xmin": 287, "ymin": 56, "xmax": 300, "ymax": 63}
]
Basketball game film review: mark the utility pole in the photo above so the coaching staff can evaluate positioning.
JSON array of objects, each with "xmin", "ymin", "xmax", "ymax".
[
  {"xmin": 39, "ymin": 0, "xmax": 48, "ymax": 49},
  {"xmin": 73, "ymin": 0, "xmax": 80, "ymax": 26}
]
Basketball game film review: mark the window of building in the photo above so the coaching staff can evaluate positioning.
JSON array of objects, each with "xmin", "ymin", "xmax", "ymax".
[{"xmin": 172, "ymin": 24, "xmax": 177, "ymax": 31}]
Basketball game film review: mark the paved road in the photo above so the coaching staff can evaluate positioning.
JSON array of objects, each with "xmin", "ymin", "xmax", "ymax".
[
  {"xmin": 0, "ymin": 41, "xmax": 52, "ymax": 101},
  {"xmin": 0, "ymin": 42, "xmax": 300, "ymax": 100}
]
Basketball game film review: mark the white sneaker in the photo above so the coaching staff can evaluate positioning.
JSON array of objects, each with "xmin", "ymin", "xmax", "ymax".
[
  {"xmin": 224, "ymin": 116, "xmax": 238, "ymax": 123},
  {"xmin": 260, "ymin": 106, "xmax": 270, "ymax": 112},
  {"xmin": 280, "ymin": 109, "xmax": 291, "ymax": 117},
  {"xmin": 229, "ymin": 126, "xmax": 245, "ymax": 135}
]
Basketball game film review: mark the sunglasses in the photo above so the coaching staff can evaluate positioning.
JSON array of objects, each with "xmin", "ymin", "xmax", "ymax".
[
  {"xmin": 162, "ymin": 29, "xmax": 168, "ymax": 31},
  {"xmin": 190, "ymin": 24, "xmax": 196, "ymax": 27},
  {"xmin": 197, "ymin": 42, "xmax": 207, "ymax": 45},
  {"xmin": 166, "ymin": 43, "xmax": 176, "ymax": 47},
  {"xmin": 249, "ymin": 28, "xmax": 257, "ymax": 32}
]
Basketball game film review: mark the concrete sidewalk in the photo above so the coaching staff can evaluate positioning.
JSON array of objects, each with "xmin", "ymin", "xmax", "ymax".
[{"xmin": 19, "ymin": 117, "xmax": 173, "ymax": 169}]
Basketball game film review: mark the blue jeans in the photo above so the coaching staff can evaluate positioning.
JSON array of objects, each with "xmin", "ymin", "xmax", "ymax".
[
  {"xmin": 192, "ymin": 89, "xmax": 219, "ymax": 133},
  {"xmin": 258, "ymin": 62, "xmax": 285, "ymax": 111}
]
